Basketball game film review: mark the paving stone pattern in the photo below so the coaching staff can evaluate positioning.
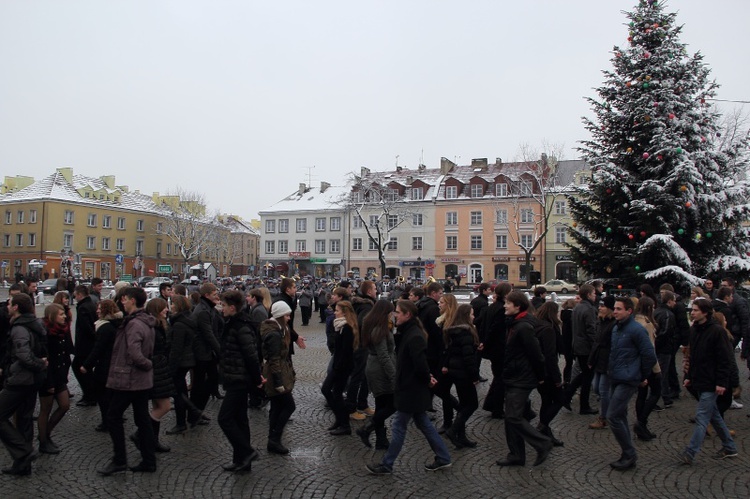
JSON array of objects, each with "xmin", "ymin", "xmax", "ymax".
[{"xmin": 1, "ymin": 303, "xmax": 749, "ymax": 498}]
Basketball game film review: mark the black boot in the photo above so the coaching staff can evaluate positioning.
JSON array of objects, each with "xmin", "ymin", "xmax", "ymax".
[
  {"xmin": 444, "ymin": 415, "xmax": 465, "ymax": 449},
  {"xmin": 374, "ymin": 427, "xmax": 390, "ymax": 450},
  {"xmin": 152, "ymin": 419, "xmax": 171, "ymax": 453},
  {"xmin": 539, "ymin": 424, "xmax": 564, "ymax": 447},
  {"xmin": 458, "ymin": 426, "xmax": 478, "ymax": 448},
  {"xmin": 356, "ymin": 423, "xmax": 374, "ymax": 448},
  {"xmin": 267, "ymin": 430, "xmax": 289, "ymax": 455},
  {"xmin": 130, "ymin": 430, "xmax": 140, "ymax": 450}
]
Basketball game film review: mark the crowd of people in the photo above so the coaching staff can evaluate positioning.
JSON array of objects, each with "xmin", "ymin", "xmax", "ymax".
[{"xmin": 0, "ymin": 273, "xmax": 747, "ymax": 477}]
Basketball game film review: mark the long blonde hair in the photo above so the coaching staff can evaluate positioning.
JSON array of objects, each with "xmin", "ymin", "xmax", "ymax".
[{"xmin": 439, "ymin": 294, "xmax": 459, "ymax": 329}]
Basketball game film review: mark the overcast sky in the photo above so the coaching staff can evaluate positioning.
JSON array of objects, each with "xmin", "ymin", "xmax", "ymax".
[{"xmin": 1, "ymin": 1, "xmax": 747, "ymax": 219}]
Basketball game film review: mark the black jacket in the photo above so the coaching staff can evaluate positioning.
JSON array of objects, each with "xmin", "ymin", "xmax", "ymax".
[
  {"xmin": 331, "ymin": 323, "xmax": 355, "ymax": 378},
  {"xmin": 478, "ymin": 300, "xmax": 506, "ymax": 362},
  {"xmin": 150, "ymin": 323, "xmax": 175, "ymax": 399},
  {"xmin": 441, "ymin": 324, "xmax": 479, "ymax": 382},
  {"xmin": 74, "ymin": 296, "xmax": 98, "ymax": 358},
  {"xmin": 588, "ymin": 316, "xmax": 616, "ymax": 374},
  {"xmin": 654, "ymin": 304, "xmax": 676, "ymax": 354},
  {"xmin": 168, "ymin": 311, "xmax": 196, "ymax": 372},
  {"xmin": 571, "ymin": 299, "xmax": 598, "ymax": 356},
  {"xmin": 670, "ymin": 300, "xmax": 691, "ymax": 348},
  {"xmin": 470, "ymin": 294, "xmax": 489, "ymax": 330},
  {"xmin": 191, "ymin": 297, "xmax": 221, "ymax": 362},
  {"xmin": 502, "ymin": 312, "xmax": 545, "ymax": 390},
  {"xmin": 393, "ymin": 318, "xmax": 432, "ymax": 413},
  {"xmin": 686, "ymin": 317, "xmax": 733, "ymax": 393},
  {"xmin": 5, "ymin": 313, "xmax": 47, "ymax": 387},
  {"xmin": 535, "ymin": 318, "xmax": 562, "ymax": 385},
  {"xmin": 220, "ymin": 313, "xmax": 262, "ymax": 389},
  {"xmin": 84, "ymin": 318, "xmax": 121, "ymax": 378},
  {"xmin": 416, "ymin": 296, "xmax": 442, "ymax": 367}
]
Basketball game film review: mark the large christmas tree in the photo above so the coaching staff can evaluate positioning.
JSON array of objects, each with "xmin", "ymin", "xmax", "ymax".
[{"xmin": 569, "ymin": 0, "xmax": 750, "ymax": 287}]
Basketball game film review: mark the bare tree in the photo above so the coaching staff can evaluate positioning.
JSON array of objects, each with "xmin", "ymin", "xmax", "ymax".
[
  {"xmin": 337, "ymin": 170, "xmax": 421, "ymax": 277},
  {"xmin": 496, "ymin": 142, "xmax": 566, "ymax": 288},
  {"xmin": 154, "ymin": 188, "xmax": 220, "ymax": 278}
]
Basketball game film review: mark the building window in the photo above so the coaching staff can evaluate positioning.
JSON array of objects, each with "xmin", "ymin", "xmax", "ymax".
[
  {"xmin": 496, "ymin": 234, "xmax": 508, "ymax": 249},
  {"xmin": 520, "ymin": 180, "xmax": 533, "ymax": 196},
  {"xmin": 368, "ymin": 239, "xmax": 378, "ymax": 251},
  {"xmin": 88, "ymin": 213, "xmax": 97, "ymax": 227},
  {"xmin": 266, "ymin": 220, "xmax": 276, "ymax": 233},
  {"xmin": 156, "ymin": 222, "xmax": 163, "ymax": 233},
  {"xmin": 296, "ymin": 219, "xmax": 307, "ymax": 233},
  {"xmin": 103, "ymin": 215, "xmax": 111, "ymax": 228},
  {"xmin": 521, "ymin": 208, "xmax": 534, "ymax": 224},
  {"xmin": 386, "ymin": 189, "xmax": 399, "ymax": 202},
  {"xmin": 470, "ymin": 184, "xmax": 483, "ymax": 198},
  {"xmin": 387, "ymin": 215, "xmax": 398, "ymax": 229},
  {"xmin": 330, "ymin": 239, "xmax": 340, "ymax": 253},
  {"xmin": 369, "ymin": 215, "xmax": 378, "ymax": 228},
  {"xmin": 555, "ymin": 201, "xmax": 567, "ymax": 215},
  {"xmin": 87, "ymin": 236, "xmax": 96, "ymax": 250},
  {"xmin": 17, "ymin": 211, "xmax": 24, "ymax": 224},
  {"xmin": 4, "ymin": 211, "xmax": 11, "ymax": 224},
  {"xmin": 278, "ymin": 240, "xmax": 288, "ymax": 254},
  {"xmin": 64, "ymin": 211, "xmax": 74, "ymax": 224},
  {"xmin": 116, "ymin": 238, "xmax": 125, "ymax": 251},
  {"xmin": 278, "ymin": 219, "xmax": 289, "ymax": 233},
  {"xmin": 136, "ymin": 219, "xmax": 144, "ymax": 232},
  {"xmin": 412, "ymin": 214, "xmax": 423, "ymax": 226},
  {"xmin": 3, "ymin": 234, "xmax": 10, "ymax": 247},
  {"xmin": 445, "ymin": 185, "xmax": 458, "ymax": 199},
  {"xmin": 352, "ymin": 216, "xmax": 362, "ymax": 229},
  {"xmin": 351, "ymin": 191, "xmax": 363, "ymax": 203},
  {"xmin": 470, "ymin": 235, "xmax": 482, "ymax": 250},
  {"xmin": 265, "ymin": 241, "xmax": 275, "ymax": 254},
  {"xmin": 446, "ymin": 235, "xmax": 458, "ymax": 250},
  {"xmin": 102, "ymin": 237, "xmax": 110, "ymax": 250},
  {"xmin": 496, "ymin": 183, "xmax": 508, "ymax": 197},
  {"xmin": 166, "ymin": 243, "xmax": 171, "ymax": 255},
  {"xmin": 470, "ymin": 211, "xmax": 482, "ymax": 225},
  {"xmin": 136, "ymin": 240, "xmax": 144, "ymax": 255},
  {"xmin": 330, "ymin": 217, "xmax": 341, "ymax": 231},
  {"xmin": 412, "ymin": 236, "xmax": 422, "ymax": 250},
  {"xmin": 555, "ymin": 227, "xmax": 567, "ymax": 243},
  {"xmin": 410, "ymin": 187, "xmax": 424, "ymax": 200},
  {"xmin": 117, "ymin": 217, "xmax": 125, "ymax": 230},
  {"xmin": 446, "ymin": 212, "xmax": 458, "ymax": 226},
  {"xmin": 315, "ymin": 240, "xmax": 326, "ymax": 253},
  {"xmin": 29, "ymin": 210, "xmax": 37, "ymax": 223},
  {"xmin": 15, "ymin": 234, "xmax": 23, "ymax": 246},
  {"xmin": 496, "ymin": 209, "xmax": 508, "ymax": 224},
  {"xmin": 295, "ymin": 240, "xmax": 306, "ymax": 252},
  {"xmin": 352, "ymin": 238, "xmax": 362, "ymax": 251},
  {"xmin": 315, "ymin": 218, "xmax": 326, "ymax": 231},
  {"xmin": 386, "ymin": 238, "xmax": 397, "ymax": 250},
  {"xmin": 156, "ymin": 241, "xmax": 162, "ymax": 256},
  {"xmin": 521, "ymin": 234, "xmax": 533, "ymax": 248},
  {"xmin": 28, "ymin": 233, "xmax": 36, "ymax": 247}
]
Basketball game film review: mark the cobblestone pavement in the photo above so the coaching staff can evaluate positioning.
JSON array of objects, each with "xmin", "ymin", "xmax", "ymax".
[{"xmin": 1, "ymin": 297, "xmax": 749, "ymax": 498}]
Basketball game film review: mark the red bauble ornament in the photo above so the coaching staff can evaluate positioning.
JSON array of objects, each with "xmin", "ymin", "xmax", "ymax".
[
  {"xmin": 685, "ymin": 201, "xmax": 692, "ymax": 208},
  {"xmin": 582, "ymin": 260, "xmax": 588, "ymax": 265},
  {"xmin": 626, "ymin": 81, "xmax": 632, "ymax": 87},
  {"xmin": 669, "ymin": 113, "xmax": 676, "ymax": 119},
  {"xmin": 644, "ymin": 51, "xmax": 651, "ymax": 58},
  {"xmin": 657, "ymin": 154, "xmax": 663, "ymax": 161},
  {"xmin": 606, "ymin": 188, "xmax": 613, "ymax": 194},
  {"xmin": 640, "ymin": 231, "xmax": 647, "ymax": 237},
  {"xmin": 628, "ymin": 234, "xmax": 635, "ymax": 240},
  {"xmin": 701, "ymin": 136, "xmax": 706, "ymax": 142},
  {"xmin": 642, "ymin": 152, "xmax": 650, "ymax": 159}
]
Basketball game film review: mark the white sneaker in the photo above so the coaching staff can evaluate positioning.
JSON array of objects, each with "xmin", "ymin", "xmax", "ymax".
[{"xmin": 730, "ymin": 400, "xmax": 743, "ymax": 410}]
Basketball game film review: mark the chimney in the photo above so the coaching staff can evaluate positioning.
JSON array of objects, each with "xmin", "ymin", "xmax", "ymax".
[
  {"xmin": 396, "ymin": 166, "xmax": 403, "ymax": 173},
  {"xmin": 57, "ymin": 167, "xmax": 73, "ymax": 183},
  {"xmin": 440, "ymin": 157, "xmax": 456, "ymax": 175},
  {"xmin": 100, "ymin": 175, "xmax": 116, "ymax": 189},
  {"xmin": 471, "ymin": 158, "xmax": 488, "ymax": 169},
  {"xmin": 299, "ymin": 183, "xmax": 307, "ymax": 195},
  {"xmin": 495, "ymin": 157, "xmax": 503, "ymax": 166},
  {"xmin": 418, "ymin": 164, "xmax": 426, "ymax": 171},
  {"xmin": 360, "ymin": 166, "xmax": 370, "ymax": 177},
  {"xmin": 320, "ymin": 181, "xmax": 330, "ymax": 193}
]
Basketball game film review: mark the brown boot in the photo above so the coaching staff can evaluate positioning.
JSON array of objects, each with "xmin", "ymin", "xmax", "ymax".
[{"xmin": 589, "ymin": 417, "xmax": 607, "ymax": 430}]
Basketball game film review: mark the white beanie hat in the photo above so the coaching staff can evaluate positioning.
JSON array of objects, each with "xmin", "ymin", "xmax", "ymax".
[{"xmin": 271, "ymin": 301, "xmax": 292, "ymax": 319}]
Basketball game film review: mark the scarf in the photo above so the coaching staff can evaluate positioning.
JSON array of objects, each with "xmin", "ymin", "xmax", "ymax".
[{"xmin": 333, "ymin": 317, "xmax": 348, "ymax": 332}]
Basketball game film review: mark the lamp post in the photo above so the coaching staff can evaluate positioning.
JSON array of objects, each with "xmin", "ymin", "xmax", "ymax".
[{"xmin": 417, "ymin": 256, "xmax": 422, "ymax": 280}]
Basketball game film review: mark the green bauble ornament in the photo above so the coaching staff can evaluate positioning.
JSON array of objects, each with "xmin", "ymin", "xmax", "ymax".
[
  {"xmin": 675, "ymin": 147, "xmax": 683, "ymax": 154},
  {"xmin": 643, "ymin": 82, "xmax": 649, "ymax": 89},
  {"xmin": 706, "ymin": 232, "xmax": 712, "ymax": 238},
  {"xmin": 635, "ymin": 265, "xmax": 641, "ymax": 271},
  {"xmin": 606, "ymin": 227, "xmax": 613, "ymax": 234},
  {"xmin": 677, "ymin": 228, "xmax": 685, "ymax": 235}
]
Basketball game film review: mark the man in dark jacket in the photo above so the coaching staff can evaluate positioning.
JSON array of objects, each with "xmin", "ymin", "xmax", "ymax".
[
  {"xmin": 655, "ymin": 291, "xmax": 678, "ymax": 408},
  {"xmin": 366, "ymin": 300, "xmax": 451, "ymax": 474},
  {"xmin": 471, "ymin": 283, "xmax": 491, "ymax": 330},
  {"xmin": 0, "ymin": 293, "xmax": 47, "ymax": 476},
  {"xmin": 217, "ymin": 291, "xmax": 263, "ymax": 473},
  {"xmin": 678, "ymin": 299, "xmax": 738, "ymax": 464},
  {"xmin": 72, "ymin": 285, "xmax": 98, "ymax": 406},
  {"xmin": 565, "ymin": 284, "xmax": 599, "ymax": 414},
  {"xmin": 189, "ymin": 283, "xmax": 222, "ymax": 424},
  {"xmin": 0, "ymin": 285, "xmax": 23, "ymax": 387},
  {"xmin": 496, "ymin": 291, "xmax": 551, "ymax": 467},
  {"xmin": 660, "ymin": 284, "xmax": 690, "ymax": 398},
  {"xmin": 478, "ymin": 283, "xmax": 513, "ymax": 418},
  {"xmin": 347, "ymin": 280, "xmax": 376, "ymax": 417},
  {"xmin": 417, "ymin": 282, "xmax": 451, "ymax": 426}
]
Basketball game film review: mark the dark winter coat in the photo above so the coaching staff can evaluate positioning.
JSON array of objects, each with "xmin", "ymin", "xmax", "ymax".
[
  {"xmin": 42, "ymin": 318, "xmax": 73, "ymax": 390},
  {"xmin": 588, "ymin": 316, "xmax": 616, "ymax": 374},
  {"xmin": 441, "ymin": 324, "xmax": 480, "ymax": 382},
  {"xmin": 571, "ymin": 299, "xmax": 598, "ymax": 356},
  {"xmin": 331, "ymin": 322, "xmax": 355, "ymax": 381},
  {"xmin": 669, "ymin": 300, "xmax": 691, "ymax": 348},
  {"xmin": 654, "ymin": 304, "xmax": 676, "ymax": 354},
  {"xmin": 470, "ymin": 294, "xmax": 489, "ymax": 330},
  {"xmin": 167, "ymin": 311, "xmax": 196, "ymax": 372},
  {"xmin": 191, "ymin": 297, "xmax": 221, "ymax": 362},
  {"xmin": 273, "ymin": 292, "xmax": 299, "ymax": 352},
  {"xmin": 351, "ymin": 294, "xmax": 376, "ymax": 330},
  {"xmin": 535, "ymin": 319, "xmax": 562, "ymax": 385},
  {"xmin": 150, "ymin": 323, "xmax": 175, "ymax": 399},
  {"xmin": 728, "ymin": 292, "xmax": 750, "ymax": 349},
  {"xmin": 478, "ymin": 300, "xmax": 506, "ymax": 362},
  {"xmin": 393, "ymin": 318, "xmax": 432, "ymax": 413},
  {"xmin": 106, "ymin": 310, "xmax": 155, "ymax": 392},
  {"xmin": 416, "ymin": 295, "xmax": 442, "ymax": 367},
  {"xmin": 502, "ymin": 312, "xmax": 545, "ymax": 390},
  {"xmin": 324, "ymin": 307, "xmax": 336, "ymax": 354},
  {"xmin": 365, "ymin": 326, "xmax": 396, "ymax": 397},
  {"xmin": 84, "ymin": 317, "xmax": 121, "ymax": 381},
  {"xmin": 74, "ymin": 295, "xmax": 98, "ymax": 359},
  {"xmin": 607, "ymin": 315, "xmax": 657, "ymax": 386},
  {"xmin": 686, "ymin": 317, "xmax": 733, "ymax": 393},
  {"xmin": 220, "ymin": 313, "xmax": 262, "ymax": 389},
  {"xmin": 5, "ymin": 313, "xmax": 47, "ymax": 388},
  {"xmin": 260, "ymin": 318, "xmax": 295, "ymax": 396}
]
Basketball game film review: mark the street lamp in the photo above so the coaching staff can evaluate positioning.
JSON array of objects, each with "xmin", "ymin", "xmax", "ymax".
[{"xmin": 417, "ymin": 256, "xmax": 422, "ymax": 280}]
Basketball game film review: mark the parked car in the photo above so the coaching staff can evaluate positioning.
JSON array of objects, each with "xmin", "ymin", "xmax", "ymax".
[
  {"xmin": 136, "ymin": 276, "xmax": 154, "ymax": 287},
  {"xmin": 145, "ymin": 277, "xmax": 173, "ymax": 288},
  {"xmin": 533, "ymin": 279, "xmax": 579, "ymax": 294},
  {"xmin": 39, "ymin": 278, "xmax": 60, "ymax": 295}
]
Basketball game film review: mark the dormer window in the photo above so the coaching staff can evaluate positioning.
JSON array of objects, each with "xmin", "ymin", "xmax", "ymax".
[
  {"xmin": 470, "ymin": 184, "xmax": 483, "ymax": 198},
  {"xmin": 445, "ymin": 185, "xmax": 458, "ymax": 199}
]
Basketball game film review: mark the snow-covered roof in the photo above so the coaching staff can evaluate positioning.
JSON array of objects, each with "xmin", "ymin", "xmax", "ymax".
[
  {"xmin": 259, "ymin": 183, "xmax": 350, "ymax": 215},
  {"xmin": 219, "ymin": 215, "xmax": 260, "ymax": 236}
]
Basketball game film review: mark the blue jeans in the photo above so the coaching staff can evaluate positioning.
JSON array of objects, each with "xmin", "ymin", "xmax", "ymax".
[
  {"xmin": 685, "ymin": 391, "xmax": 737, "ymax": 458},
  {"xmin": 607, "ymin": 382, "xmax": 638, "ymax": 460},
  {"xmin": 597, "ymin": 373, "xmax": 611, "ymax": 419},
  {"xmin": 381, "ymin": 410, "xmax": 451, "ymax": 470}
]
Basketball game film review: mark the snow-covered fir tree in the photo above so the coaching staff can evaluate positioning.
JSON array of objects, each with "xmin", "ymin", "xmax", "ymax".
[{"xmin": 569, "ymin": 0, "xmax": 750, "ymax": 287}]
